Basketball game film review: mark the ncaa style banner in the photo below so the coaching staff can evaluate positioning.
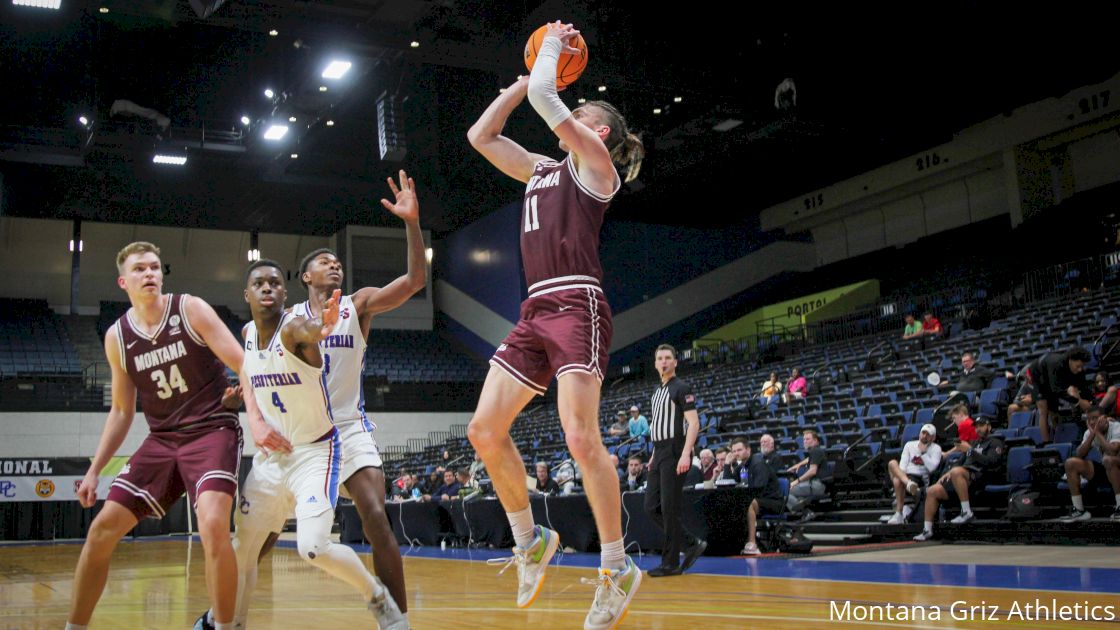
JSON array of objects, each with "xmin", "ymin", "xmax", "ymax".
[{"xmin": 0, "ymin": 458, "xmax": 113, "ymax": 502}]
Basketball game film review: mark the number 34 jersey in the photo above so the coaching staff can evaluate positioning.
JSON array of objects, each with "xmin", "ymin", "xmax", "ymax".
[
  {"xmin": 115, "ymin": 293, "xmax": 238, "ymax": 433},
  {"xmin": 243, "ymin": 313, "xmax": 335, "ymax": 446}
]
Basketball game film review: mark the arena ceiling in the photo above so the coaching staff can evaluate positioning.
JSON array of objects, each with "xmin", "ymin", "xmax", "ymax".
[{"xmin": 0, "ymin": 1, "xmax": 1114, "ymax": 237}]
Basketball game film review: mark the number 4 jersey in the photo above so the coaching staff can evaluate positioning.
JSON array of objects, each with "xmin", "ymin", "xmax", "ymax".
[
  {"xmin": 243, "ymin": 312, "xmax": 335, "ymax": 446},
  {"xmin": 115, "ymin": 294, "xmax": 238, "ymax": 433}
]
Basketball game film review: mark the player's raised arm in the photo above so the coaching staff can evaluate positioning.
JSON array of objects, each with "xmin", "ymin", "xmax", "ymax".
[
  {"xmin": 467, "ymin": 75, "xmax": 551, "ymax": 183},
  {"xmin": 77, "ymin": 326, "xmax": 139, "ymax": 508},
  {"xmin": 284, "ymin": 289, "xmax": 341, "ymax": 365},
  {"xmin": 351, "ymin": 171, "xmax": 427, "ymax": 317}
]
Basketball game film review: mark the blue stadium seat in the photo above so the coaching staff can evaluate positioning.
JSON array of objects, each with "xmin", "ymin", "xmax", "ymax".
[
  {"xmin": 1010, "ymin": 411, "xmax": 1034, "ymax": 431},
  {"xmin": 1053, "ymin": 423, "xmax": 1080, "ymax": 445}
]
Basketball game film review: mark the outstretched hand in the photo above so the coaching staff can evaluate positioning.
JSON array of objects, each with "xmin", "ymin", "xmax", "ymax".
[
  {"xmin": 317, "ymin": 289, "xmax": 341, "ymax": 339},
  {"xmin": 380, "ymin": 170, "xmax": 419, "ymax": 223},
  {"xmin": 544, "ymin": 20, "xmax": 582, "ymax": 55}
]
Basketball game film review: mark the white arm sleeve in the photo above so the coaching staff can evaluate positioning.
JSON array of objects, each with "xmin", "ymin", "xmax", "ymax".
[{"xmin": 527, "ymin": 36, "xmax": 572, "ymax": 130}]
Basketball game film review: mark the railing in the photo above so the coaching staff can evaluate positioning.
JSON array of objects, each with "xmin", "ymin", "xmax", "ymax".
[{"xmin": 1022, "ymin": 251, "xmax": 1120, "ymax": 302}]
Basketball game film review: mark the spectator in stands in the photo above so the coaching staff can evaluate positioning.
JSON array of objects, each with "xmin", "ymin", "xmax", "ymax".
[
  {"xmin": 886, "ymin": 424, "xmax": 943, "ymax": 524},
  {"xmin": 699, "ymin": 449, "xmax": 718, "ymax": 481},
  {"xmin": 759, "ymin": 372, "xmax": 782, "ymax": 406},
  {"xmin": 1006, "ymin": 385, "xmax": 1036, "ymax": 423},
  {"xmin": 623, "ymin": 455, "xmax": 646, "ymax": 492},
  {"xmin": 946, "ymin": 404, "xmax": 978, "ymax": 454},
  {"xmin": 1022, "ymin": 347, "xmax": 1094, "ymax": 444},
  {"xmin": 456, "ymin": 469, "xmax": 478, "ymax": 496},
  {"xmin": 422, "ymin": 468, "xmax": 444, "ymax": 495},
  {"xmin": 722, "ymin": 438, "xmax": 784, "ymax": 556},
  {"xmin": 1091, "ymin": 372, "xmax": 1115, "ymax": 404},
  {"xmin": 608, "ymin": 411, "xmax": 629, "ymax": 438},
  {"xmin": 920, "ymin": 312, "xmax": 943, "ymax": 337},
  {"xmin": 714, "ymin": 447, "xmax": 730, "ymax": 479},
  {"xmin": 783, "ymin": 368, "xmax": 808, "ymax": 404},
  {"xmin": 786, "ymin": 430, "xmax": 827, "ymax": 514},
  {"xmin": 902, "ymin": 314, "xmax": 923, "ymax": 340},
  {"xmin": 629, "ymin": 405, "xmax": 650, "ymax": 439},
  {"xmin": 469, "ymin": 452, "xmax": 486, "ymax": 480},
  {"xmin": 532, "ymin": 462, "xmax": 562, "ymax": 495},
  {"xmin": 914, "ymin": 417, "xmax": 1005, "ymax": 540},
  {"xmin": 392, "ymin": 474, "xmax": 418, "ymax": 502},
  {"xmin": 554, "ymin": 459, "xmax": 579, "ymax": 495},
  {"xmin": 937, "ymin": 351, "xmax": 1004, "ymax": 394},
  {"xmin": 1060, "ymin": 408, "xmax": 1120, "ymax": 522},
  {"xmin": 424, "ymin": 469, "xmax": 461, "ymax": 502},
  {"xmin": 759, "ymin": 434, "xmax": 777, "ymax": 460}
]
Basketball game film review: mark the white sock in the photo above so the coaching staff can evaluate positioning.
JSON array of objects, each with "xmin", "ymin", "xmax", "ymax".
[
  {"xmin": 507, "ymin": 507, "xmax": 536, "ymax": 549},
  {"xmin": 600, "ymin": 538, "xmax": 626, "ymax": 571},
  {"xmin": 959, "ymin": 501, "xmax": 971, "ymax": 514},
  {"xmin": 923, "ymin": 521, "xmax": 933, "ymax": 535},
  {"xmin": 1072, "ymin": 495, "xmax": 1085, "ymax": 511},
  {"xmin": 215, "ymin": 624, "xmax": 235, "ymax": 630},
  {"xmin": 65, "ymin": 624, "xmax": 88, "ymax": 630},
  {"xmin": 1114, "ymin": 494, "xmax": 1120, "ymax": 508},
  {"xmin": 902, "ymin": 505, "xmax": 913, "ymax": 518},
  {"xmin": 298, "ymin": 510, "xmax": 381, "ymax": 601}
]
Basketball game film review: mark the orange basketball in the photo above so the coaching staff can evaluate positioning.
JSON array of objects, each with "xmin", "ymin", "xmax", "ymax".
[{"xmin": 524, "ymin": 24, "xmax": 588, "ymax": 89}]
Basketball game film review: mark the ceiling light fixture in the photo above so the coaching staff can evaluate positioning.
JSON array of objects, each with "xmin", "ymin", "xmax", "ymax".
[
  {"xmin": 12, "ymin": 0, "xmax": 61, "ymax": 9},
  {"xmin": 263, "ymin": 124, "xmax": 288, "ymax": 140},
  {"xmin": 264, "ymin": 88, "xmax": 275, "ymax": 99},
  {"xmin": 268, "ymin": 29, "xmax": 278, "ymax": 36},
  {"xmin": 321, "ymin": 60, "xmax": 352, "ymax": 79},
  {"xmin": 325, "ymin": 120, "xmax": 335, "ymax": 127},
  {"xmin": 410, "ymin": 41, "xmax": 420, "ymax": 48},
  {"xmin": 240, "ymin": 116, "xmax": 250, "ymax": 125},
  {"xmin": 153, "ymin": 154, "xmax": 188, "ymax": 165}
]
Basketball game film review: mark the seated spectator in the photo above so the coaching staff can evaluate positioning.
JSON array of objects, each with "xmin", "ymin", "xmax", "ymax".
[
  {"xmin": 920, "ymin": 312, "xmax": 943, "ymax": 337},
  {"xmin": 1006, "ymin": 384, "xmax": 1036, "ymax": 423},
  {"xmin": 422, "ymin": 468, "xmax": 444, "ymax": 495},
  {"xmin": 1059, "ymin": 408, "xmax": 1120, "ymax": 522},
  {"xmin": 455, "ymin": 468, "xmax": 478, "ymax": 497},
  {"xmin": 786, "ymin": 430, "xmax": 827, "ymax": 514},
  {"xmin": 608, "ymin": 410, "xmax": 629, "ymax": 438},
  {"xmin": 468, "ymin": 452, "xmax": 486, "ymax": 480},
  {"xmin": 937, "ymin": 351, "xmax": 1008, "ymax": 394},
  {"xmin": 531, "ymin": 461, "xmax": 561, "ymax": 495},
  {"xmin": 758, "ymin": 434, "xmax": 779, "ymax": 471},
  {"xmin": 699, "ymin": 448, "xmax": 719, "ymax": 481},
  {"xmin": 783, "ymin": 368, "xmax": 808, "ymax": 404},
  {"xmin": 424, "ymin": 469, "xmax": 461, "ymax": 502},
  {"xmin": 722, "ymin": 438, "xmax": 784, "ymax": 556},
  {"xmin": 714, "ymin": 447, "xmax": 730, "ymax": 480},
  {"xmin": 1022, "ymin": 347, "xmax": 1094, "ymax": 443},
  {"xmin": 1091, "ymin": 372, "xmax": 1117, "ymax": 407},
  {"xmin": 902, "ymin": 313, "xmax": 923, "ymax": 340},
  {"xmin": 622, "ymin": 455, "xmax": 647, "ymax": 492},
  {"xmin": 885, "ymin": 424, "xmax": 943, "ymax": 524},
  {"xmin": 392, "ymin": 473, "xmax": 418, "ymax": 501},
  {"xmin": 946, "ymin": 404, "xmax": 978, "ymax": 454},
  {"xmin": 609, "ymin": 453, "xmax": 623, "ymax": 480},
  {"xmin": 555, "ymin": 459, "xmax": 580, "ymax": 495},
  {"xmin": 759, "ymin": 372, "xmax": 782, "ymax": 406},
  {"xmin": 628, "ymin": 405, "xmax": 650, "ymax": 439},
  {"xmin": 914, "ymin": 417, "xmax": 1005, "ymax": 540}
]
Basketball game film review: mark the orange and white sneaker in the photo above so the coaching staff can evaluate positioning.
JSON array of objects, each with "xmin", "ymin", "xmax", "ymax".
[
  {"xmin": 582, "ymin": 556, "xmax": 642, "ymax": 629},
  {"xmin": 487, "ymin": 525, "xmax": 560, "ymax": 608}
]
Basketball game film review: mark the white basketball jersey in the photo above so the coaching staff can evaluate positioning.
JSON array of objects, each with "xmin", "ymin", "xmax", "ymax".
[
  {"xmin": 292, "ymin": 295, "xmax": 372, "ymax": 431},
  {"xmin": 244, "ymin": 313, "xmax": 335, "ymax": 446}
]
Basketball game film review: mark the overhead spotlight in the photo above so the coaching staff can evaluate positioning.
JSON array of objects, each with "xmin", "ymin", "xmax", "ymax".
[
  {"xmin": 653, "ymin": 108, "xmax": 662, "ymax": 115},
  {"xmin": 424, "ymin": 247, "xmax": 433, "ymax": 263},
  {"xmin": 99, "ymin": 6, "xmax": 109, "ymax": 13},
  {"xmin": 321, "ymin": 60, "xmax": 352, "ymax": 79},
  {"xmin": 264, "ymin": 88, "xmax": 275, "ymax": 99},
  {"xmin": 597, "ymin": 85, "xmax": 607, "ymax": 92},
  {"xmin": 268, "ymin": 29, "xmax": 278, "ymax": 36},
  {"xmin": 674, "ymin": 96, "xmax": 682, "ymax": 103},
  {"xmin": 263, "ymin": 124, "xmax": 288, "ymax": 140},
  {"xmin": 290, "ymin": 153, "xmax": 299, "ymax": 159},
  {"xmin": 410, "ymin": 41, "xmax": 420, "ymax": 48},
  {"xmin": 325, "ymin": 120, "xmax": 335, "ymax": 127},
  {"xmin": 288, "ymin": 116, "xmax": 297, "ymax": 122},
  {"xmin": 577, "ymin": 98, "xmax": 586, "ymax": 104},
  {"xmin": 318, "ymin": 86, "xmax": 328, "ymax": 92},
  {"xmin": 68, "ymin": 239, "xmax": 83, "ymax": 252},
  {"xmin": 78, "ymin": 115, "xmax": 89, "ymax": 126},
  {"xmin": 153, "ymin": 154, "xmax": 188, "ymax": 165},
  {"xmin": 240, "ymin": 115, "xmax": 250, "ymax": 125},
  {"xmin": 12, "ymin": 0, "xmax": 61, "ymax": 9}
]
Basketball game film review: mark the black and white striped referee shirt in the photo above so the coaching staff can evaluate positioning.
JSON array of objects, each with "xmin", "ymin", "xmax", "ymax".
[{"xmin": 650, "ymin": 376, "xmax": 696, "ymax": 443}]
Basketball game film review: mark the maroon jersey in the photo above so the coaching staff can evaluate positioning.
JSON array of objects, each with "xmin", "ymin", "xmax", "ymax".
[
  {"xmin": 521, "ymin": 156, "xmax": 619, "ymax": 295},
  {"xmin": 113, "ymin": 294, "xmax": 237, "ymax": 433}
]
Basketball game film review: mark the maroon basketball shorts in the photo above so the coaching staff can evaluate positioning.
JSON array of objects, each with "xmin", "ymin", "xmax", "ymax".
[
  {"xmin": 490, "ymin": 285, "xmax": 612, "ymax": 395},
  {"xmin": 107, "ymin": 423, "xmax": 242, "ymax": 520}
]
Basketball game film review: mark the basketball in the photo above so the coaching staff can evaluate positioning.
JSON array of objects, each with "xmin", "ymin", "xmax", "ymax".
[{"xmin": 524, "ymin": 24, "xmax": 588, "ymax": 89}]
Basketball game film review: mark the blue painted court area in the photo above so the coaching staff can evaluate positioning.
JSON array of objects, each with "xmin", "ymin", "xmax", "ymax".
[{"xmin": 307, "ymin": 541, "xmax": 1120, "ymax": 595}]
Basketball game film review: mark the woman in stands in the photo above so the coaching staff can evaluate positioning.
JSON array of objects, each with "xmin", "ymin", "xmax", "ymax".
[{"xmin": 466, "ymin": 20, "xmax": 644, "ymax": 630}]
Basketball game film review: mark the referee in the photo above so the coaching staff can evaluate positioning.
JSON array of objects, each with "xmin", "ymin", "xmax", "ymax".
[{"xmin": 645, "ymin": 344, "xmax": 706, "ymax": 577}]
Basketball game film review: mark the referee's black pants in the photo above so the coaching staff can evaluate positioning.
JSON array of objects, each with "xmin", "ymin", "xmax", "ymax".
[{"xmin": 644, "ymin": 438, "xmax": 699, "ymax": 567}]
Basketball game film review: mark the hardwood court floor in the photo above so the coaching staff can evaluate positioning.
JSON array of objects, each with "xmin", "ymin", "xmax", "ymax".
[{"xmin": 1, "ymin": 538, "xmax": 1118, "ymax": 628}]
